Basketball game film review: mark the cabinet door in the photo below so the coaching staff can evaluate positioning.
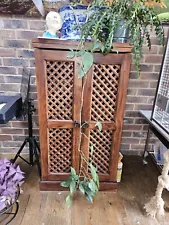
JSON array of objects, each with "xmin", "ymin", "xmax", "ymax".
[
  {"xmin": 81, "ymin": 53, "xmax": 131, "ymax": 182},
  {"xmin": 35, "ymin": 49, "xmax": 82, "ymax": 181}
]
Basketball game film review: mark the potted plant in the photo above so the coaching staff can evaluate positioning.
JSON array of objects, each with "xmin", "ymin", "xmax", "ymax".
[
  {"xmin": 0, "ymin": 158, "xmax": 24, "ymax": 221},
  {"xmin": 60, "ymin": 0, "xmax": 165, "ymax": 206},
  {"xmin": 63, "ymin": 0, "xmax": 165, "ymax": 76}
]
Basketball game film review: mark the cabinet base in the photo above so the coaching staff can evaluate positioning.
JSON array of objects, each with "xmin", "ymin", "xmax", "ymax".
[{"xmin": 40, "ymin": 180, "xmax": 118, "ymax": 191}]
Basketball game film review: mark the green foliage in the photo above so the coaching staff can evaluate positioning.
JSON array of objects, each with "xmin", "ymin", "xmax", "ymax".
[
  {"xmin": 158, "ymin": 12, "xmax": 169, "ymax": 22},
  {"xmin": 61, "ymin": 165, "xmax": 99, "ymax": 207},
  {"xmin": 95, "ymin": 121, "xmax": 102, "ymax": 131},
  {"xmin": 69, "ymin": 0, "xmax": 165, "ymax": 75}
]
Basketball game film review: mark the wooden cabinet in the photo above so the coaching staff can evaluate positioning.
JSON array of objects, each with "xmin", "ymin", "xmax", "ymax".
[{"xmin": 32, "ymin": 38, "xmax": 132, "ymax": 191}]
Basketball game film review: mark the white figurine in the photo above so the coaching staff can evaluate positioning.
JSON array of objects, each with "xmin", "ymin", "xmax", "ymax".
[{"xmin": 43, "ymin": 11, "xmax": 62, "ymax": 38}]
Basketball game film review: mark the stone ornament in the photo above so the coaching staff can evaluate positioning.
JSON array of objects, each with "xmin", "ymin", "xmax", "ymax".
[
  {"xmin": 43, "ymin": 11, "xmax": 62, "ymax": 38},
  {"xmin": 144, "ymin": 150, "xmax": 169, "ymax": 219}
]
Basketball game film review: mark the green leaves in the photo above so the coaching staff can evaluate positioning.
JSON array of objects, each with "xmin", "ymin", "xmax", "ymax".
[
  {"xmin": 82, "ymin": 52, "xmax": 93, "ymax": 74},
  {"xmin": 90, "ymin": 145, "xmax": 94, "ymax": 155},
  {"xmin": 70, "ymin": 181, "xmax": 76, "ymax": 194},
  {"xmin": 79, "ymin": 182, "xmax": 85, "ymax": 195},
  {"xmin": 66, "ymin": 195, "xmax": 71, "ymax": 208},
  {"xmin": 67, "ymin": 49, "xmax": 75, "ymax": 59},
  {"xmin": 95, "ymin": 121, "xmax": 102, "ymax": 131},
  {"xmin": 90, "ymin": 163, "xmax": 99, "ymax": 188},
  {"xmin": 60, "ymin": 177, "xmax": 72, "ymax": 187},
  {"xmin": 67, "ymin": 50, "xmax": 94, "ymax": 79},
  {"xmin": 71, "ymin": 167, "xmax": 76, "ymax": 176}
]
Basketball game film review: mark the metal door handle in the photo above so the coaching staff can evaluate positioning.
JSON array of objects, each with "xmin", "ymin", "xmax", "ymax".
[{"xmin": 74, "ymin": 120, "xmax": 80, "ymax": 128}]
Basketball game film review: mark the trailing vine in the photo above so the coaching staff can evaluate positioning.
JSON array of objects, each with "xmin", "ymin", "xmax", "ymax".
[
  {"xmin": 61, "ymin": 71, "xmax": 101, "ymax": 207},
  {"xmin": 69, "ymin": 0, "xmax": 165, "ymax": 76}
]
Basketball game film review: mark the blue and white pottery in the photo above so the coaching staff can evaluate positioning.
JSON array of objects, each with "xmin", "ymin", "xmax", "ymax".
[{"xmin": 58, "ymin": 5, "xmax": 88, "ymax": 40}]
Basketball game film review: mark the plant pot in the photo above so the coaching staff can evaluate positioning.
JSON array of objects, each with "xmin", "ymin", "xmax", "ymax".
[
  {"xmin": 113, "ymin": 20, "xmax": 129, "ymax": 43},
  {"xmin": 58, "ymin": 5, "xmax": 88, "ymax": 40},
  {"xmin": 0, "ymin": 187, "xmax": 20, "ymax": 224}
]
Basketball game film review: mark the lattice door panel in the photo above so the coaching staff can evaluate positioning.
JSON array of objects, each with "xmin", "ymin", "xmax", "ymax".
[
  {"xmin": 46, "ymin": 60, "xmax": 74, "ymax": 120},
  {"xmin": 91, "ymin": 64, "xmax": 120, "ymax": 121},
  {"xmin": 48, "ymin": 128, "xmax": 73, "ymax": 174},
  {"xmin": 89, "ymin": 129, "xmax": 113, "ymax": 174}
]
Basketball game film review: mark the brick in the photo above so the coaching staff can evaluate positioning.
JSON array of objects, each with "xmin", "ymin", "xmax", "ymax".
[
  {"xmin": 0, "ymin": 83, "xmax": 20, "ymax": 92},
  {"xmin": 134, "ymin": 104, "xmax": 153, "ymax": 110},
  {"xmin": 148, "ymin": 37, "xmax": 161, "ymax": 45},
  {"xmin": 120, "ymin": 143, "xmax": 130, "ymax": 150},
  {"xmin": 3, "ymin": 58, "xmax": 29, "ymax": 67},
  {"xmin": 30, "ymin": 59, "xmax": 35, "ymax": 67},
  {"xmin": 16, "ymin": 31, "xmax": 42, "ymax": 39},
  {"xmin": 127, "ymin": 96, "xmax": 148, "ymax": 103},
  {"xmin": 122, "ymin": 138, "xmax": 139, "ymax": 144},
  {"xmin": 131, "ymin": 64, "xmax": 154, "ymax": 73},
  {"xmin": 123, "ymin": 118, "xmax": 134, "ymax": 124},
  {"xmin": 122, "ymin": 131, "xmax": 132, "ymax": 137},
  {"xmin": 129, "ymin": 80, "xmax": 149, "ymax": 89},
  {"xmin": 140, "ymin": 72, "xmax": 159, "ymax": 80},
  {"xmin": 13, "ymin": 136, "xmax": 26, "ymax": 141},
  {"xmin": 123, "ymin": 124, "xmax": 142, "ymax": 131},
  {"xmin": 0, "ymin": 48, "xmax": 16, "ymax": 57},
  {"xmin": 137, "ymin": 88, "xmax": 156, "ymax": 96},
  {"xmin": 0, "ymin": 30, "xmax": 15, "ymax": 38},
  {"xmin": 147, "ymin": 97, "xmax": 155, "ymax": 104},
  {"xmin": 17, "ymin": 50, "xmax": 34, "ymax": 58},
  {"xmin": 132, "ymin": 131, "xmax": 147, "ymax": 138},
  {"xmin": 28, "ymin": 20, "xmax": 45, "ymax": 30},
  {"xmin": 0, "ymin": 76, "xmax": 5, "ymax": 83},
  {"xmin": 158, "ymin": 46, "xmax": 165, "ymax": 55},
  {"xmin": 0, "ymin": 147, "xmax": 23, "ymax": 153},
  {"xmin": 125, "ymin": 104, "xmax": 134, "ymax": 110},
  {"xmin": 2, "ymin": 141, "xmax": 23, "ymax": 147},
  {"xmin": 142, "ymin": 45, "xmax": 158, "ymax": 54},
  {"xmin": 145, "ymin": 55, "xmax": 163, "ymax": 64},
  {"xmin": 0, "ymin": 135, "xmax": 12, "ymax": 141},
  {"xmin": 0, "ymin": 67, "xmax": 16, "ymax": 74},
  {"xmin": 154, "ymin": 65, "xmax": 161, "ymax": 73},
  {"xmin": 11, "ymin": 121, "xmax": 28, "ymax": 128},
  {"xmin": 127, "ymin": 88, "xmax": 137, "ymax": 95},
  {"xmin": 125, "ymin": 111, "xmax": 139, "ymax": 117},
  {"xmin": 135, "ymin": 118, "xmax": 149, "ymax": 124},
  {"xmin": 1, "ymin": 128, "xmax": 24, "ymax": 135},
  {"xmin": 4, "ymin": 75, "xmax": 22, "ymax": 83},
  {"xmin": 130, "ymin": 144, "xmax": 145, "ymax": 151},
  {"xmin": 129, "ymin": 72, "xmax": 138, "ymax": 79},
  {"xmin": 4, "ymin": 39, "xmax": 30, "ymax": 48},
  {"xmin": 3, "ymin": 19, "xmax": 27, "ymax": 29},
  {"xmin": 30, "ymin": 85, "xmax": 37, "ymax": 92},
  {"xmin": 24, "ymin": 128, "xmax": 39, "ymax": 136},
  {"xmin": 17, "ymin": 67, "xmax": 35, "ymax": 76},
  {"xmin": 149, "ymin": 81, "xmax": 158, "ymax": 88}
]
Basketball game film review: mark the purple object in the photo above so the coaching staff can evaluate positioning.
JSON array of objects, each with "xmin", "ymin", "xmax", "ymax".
[{"xmin": 0, "ymin": 158, "xmax": 24, "ymax": 211}]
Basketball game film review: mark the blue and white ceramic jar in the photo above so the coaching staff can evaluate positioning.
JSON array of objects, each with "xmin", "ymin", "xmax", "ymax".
[{"xmin": 58, "ymin": 5, "xmax": 88, "ymax": 40}]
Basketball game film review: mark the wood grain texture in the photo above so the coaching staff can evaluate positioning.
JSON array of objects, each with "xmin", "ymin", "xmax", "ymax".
[
  {"xmin": 7, "ymin": 155, "xmax": 169, "ymax": 225},
  {"xmin": 33, "ymin": 39, "xmax": 132, "ymax": 191},
  {"xmin": 32, "ymin": 38, "xmax": 133, "ymax": 53}
]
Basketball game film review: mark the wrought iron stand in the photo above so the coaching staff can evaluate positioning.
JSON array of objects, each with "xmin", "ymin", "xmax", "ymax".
[{"xmin": 12, "ymin": 99, "xmax": 41, "ymax": 176}]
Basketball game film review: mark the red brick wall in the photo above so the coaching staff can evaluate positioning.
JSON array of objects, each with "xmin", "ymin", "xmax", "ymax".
[{"xmin": 0, "ymin": 15, "xmax": 168, "ymax": 155}]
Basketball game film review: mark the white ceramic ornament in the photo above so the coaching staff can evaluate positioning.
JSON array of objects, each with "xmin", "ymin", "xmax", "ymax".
[{"xmin": 43, "ymin": 11, "xmax": 62, "ymax": 38}]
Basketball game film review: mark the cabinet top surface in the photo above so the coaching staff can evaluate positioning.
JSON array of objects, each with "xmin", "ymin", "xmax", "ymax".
[{"xmin": 32, "ymin": 38, "xmax": 133, "ymax": 53}]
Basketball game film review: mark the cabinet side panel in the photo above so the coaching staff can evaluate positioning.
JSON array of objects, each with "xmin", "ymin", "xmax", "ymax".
[
  {"xmin": 110, "ymin": 54, "xmax": 131, "ymax": 181},
  {"xmin": 34, "ymin": 49, "xmax": 49, "ymax": 179}
]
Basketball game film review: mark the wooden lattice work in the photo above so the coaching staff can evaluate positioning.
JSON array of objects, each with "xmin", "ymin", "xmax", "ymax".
[
  {"xmin": 46, "ymin": 61, "xmax": 74, "ymax": 120},
  {"xmin": 91, "ymin": 64, "xmax": 120, "ymax": 121},
  {"xmin": 49, "ymin": 128, "xmax": 72, "ymax": 173},
  {"xmin": 89, "ymin": 129, "xmax": 113, "ymax": 174}
]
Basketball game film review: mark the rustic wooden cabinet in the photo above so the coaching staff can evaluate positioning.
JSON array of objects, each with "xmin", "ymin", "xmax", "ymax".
[{"xmin": 32, "ymin": 38, "xmax": 132, "ymax": 191}]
